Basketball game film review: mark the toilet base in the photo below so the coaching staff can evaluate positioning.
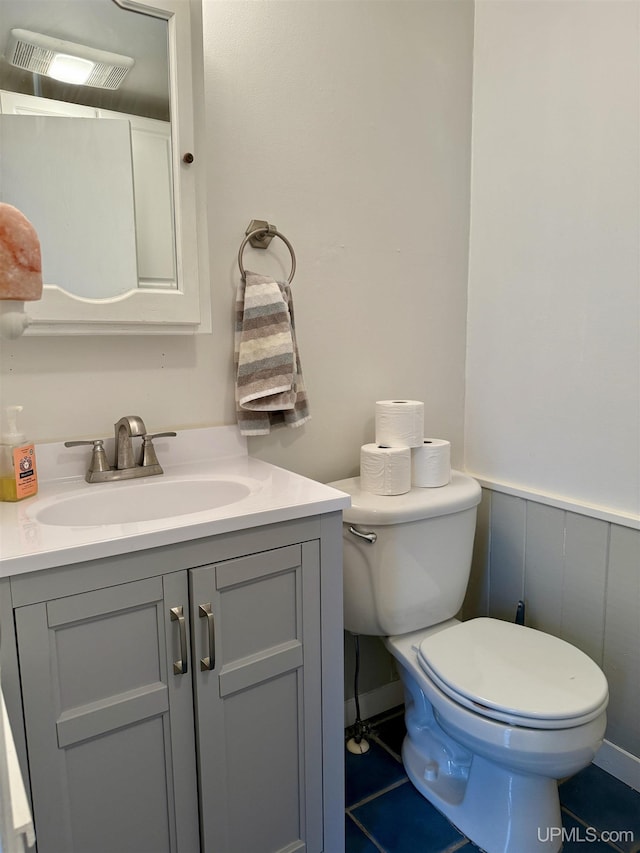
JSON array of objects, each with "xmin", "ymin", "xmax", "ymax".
[
  {"xmin": 385, "ymin": 625, "xmax": 605, "ymax": 853},
  {"xmin": 402, "ymin": 735, "xmax": 562, "ymax": 853}
]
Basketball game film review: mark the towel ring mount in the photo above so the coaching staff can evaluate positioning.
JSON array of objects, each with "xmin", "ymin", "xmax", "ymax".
[{"xmin": 238, "ymin": 220, "xmax": 296, "ymax": 284}]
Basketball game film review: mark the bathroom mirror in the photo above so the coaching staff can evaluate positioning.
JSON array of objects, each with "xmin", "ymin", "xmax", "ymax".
[{"xmin": 0, "ymin": 0, "xmax": 210, "ymax": 334}]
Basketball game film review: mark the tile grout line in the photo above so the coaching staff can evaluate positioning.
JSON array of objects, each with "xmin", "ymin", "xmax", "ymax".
[
  {"xmin": 346, "ymin": 811, "xmax": 388, "ymax": 853},
  {"xmin": 346, "ymin": 767, "xmax": 474, "ymax": 853},
  {"xmin": 368, "ymin": 733, "xmax": 403, "ymax": 765},
  {"xmin": 443, "ymin": 839, "xmax": 474, "ymax": 853},
  {"xmin": 560, "ymin": 807, "xmax": 626, "ymax": 853},
  {"xmin": 346, "ymin": 775, "xmax": 411, "ymax": 812}
]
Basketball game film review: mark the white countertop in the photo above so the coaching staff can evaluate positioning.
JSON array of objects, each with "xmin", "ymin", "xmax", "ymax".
[{"xmin": 0, "ymin": 426, "xmax": 350, "ymax": 578}]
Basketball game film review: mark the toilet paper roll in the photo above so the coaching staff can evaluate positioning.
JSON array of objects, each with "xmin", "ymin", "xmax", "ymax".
[
  {"xmin": 360, "ymin": 443, "xmax": 411, "ymax": 496},
  {"xmin": 375, "ymin": 400, "xmax": 424, "ymax": 448},
  {"xmin": 412, "ymin": 439, "xmax": 451, "ymax": 487}
]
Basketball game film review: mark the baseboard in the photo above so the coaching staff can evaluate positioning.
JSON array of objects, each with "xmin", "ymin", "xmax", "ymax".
[
  {"xmin": 593, "ymin": 739, "xmax": 640, "ymax": 792},
  {"xmin": 344, "ymin": 680, "xmax": 404, "ymax": 728}
]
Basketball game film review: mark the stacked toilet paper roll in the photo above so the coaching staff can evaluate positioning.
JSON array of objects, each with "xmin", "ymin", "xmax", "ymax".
[
  {"xmin": 360, "ymin": 444, "xmax": 411, "ymax": 496},
  {"xmin": 375, "ymin": 400, "xmax": 424, "ymax": 447},
  {"xmin": 412, "ymin": 438, "xmax": 451, "ymax": 487},
  {"xmin": 358, "ymin": 398, "xmax": 452, "ymax": 493}
]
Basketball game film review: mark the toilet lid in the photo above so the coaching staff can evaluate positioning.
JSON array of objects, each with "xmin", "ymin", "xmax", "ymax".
[{"xmin": 418, "ymin": 618, "xmax": 608, "ymax": 727}]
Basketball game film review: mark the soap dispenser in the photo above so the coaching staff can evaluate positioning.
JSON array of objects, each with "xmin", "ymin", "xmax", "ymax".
[{"xmin": 0, "ymin": 405, "xmax": 38, "ymax": 501}]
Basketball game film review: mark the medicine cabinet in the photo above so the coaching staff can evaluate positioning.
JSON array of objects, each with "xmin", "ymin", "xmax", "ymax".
[{"xmin": 0, "ymin": 0, "xmax": 211, "ymax": 335}]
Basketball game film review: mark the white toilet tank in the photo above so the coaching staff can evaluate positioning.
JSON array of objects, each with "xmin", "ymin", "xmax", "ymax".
[{"xmin": 330, "ymin": 471, "xmax": 482, "ymax": 636}]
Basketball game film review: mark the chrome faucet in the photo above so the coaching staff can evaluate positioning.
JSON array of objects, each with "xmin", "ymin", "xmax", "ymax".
[
  {"xmin": 65, "ymin": 416, "xmax": 176, "ymax": 483},
  {"xmin": 115, "ymin": 415, "xmax": 147, "ymax": 470}
]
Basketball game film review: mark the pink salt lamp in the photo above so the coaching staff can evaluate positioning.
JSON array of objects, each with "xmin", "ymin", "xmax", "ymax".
[
  {"xmin": 0, "ymin": 203, "xmax": 43, "ymax": 301},
  {"xmin": 0, "ymin": 203, "xmax": 43, "ymax": 337}
]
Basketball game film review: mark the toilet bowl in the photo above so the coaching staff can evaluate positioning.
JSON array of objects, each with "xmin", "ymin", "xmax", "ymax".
[
  {"xmin": 388, "ymin": 620, "xmax": 607, "ymax": 853},
  {"xmin": 329, "ymin": 472, "xmax": 609, "ymax": 853}
]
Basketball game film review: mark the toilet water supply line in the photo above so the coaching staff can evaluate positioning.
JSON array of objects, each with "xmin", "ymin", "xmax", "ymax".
[
  {"xmin": 346, "ymin": 525, "xmax": 377, "ymax": 755},
  {"xmin": 346, "ymin": 633, "xmax": 371, "ymax": 755}
]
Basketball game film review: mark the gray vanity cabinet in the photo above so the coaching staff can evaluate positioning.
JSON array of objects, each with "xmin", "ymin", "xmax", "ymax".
[{"xmin": 6, "ymin": 514, "xmax": 343, "ymax": 853}]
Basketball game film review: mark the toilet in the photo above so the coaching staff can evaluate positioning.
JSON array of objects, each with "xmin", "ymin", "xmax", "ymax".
[{"xmin": 330, "ymin": 471, "xmax": 608, "ymax": 853}]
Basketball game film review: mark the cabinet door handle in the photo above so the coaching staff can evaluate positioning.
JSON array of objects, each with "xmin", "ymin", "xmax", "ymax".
[
  {"xmin": 198, "ymin": 603, "xmax": 215, "ymax": 671},
  {"xmin": 170, "ymin": 606, "xmax": 188, "ymax": 675}
]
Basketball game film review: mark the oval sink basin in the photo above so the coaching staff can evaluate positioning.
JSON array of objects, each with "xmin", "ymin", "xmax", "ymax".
[{"xmin": 33, "ymin": 477, "xmax": 253, "ymax": 527}]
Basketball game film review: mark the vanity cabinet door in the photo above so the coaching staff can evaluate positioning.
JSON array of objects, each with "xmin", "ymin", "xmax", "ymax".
[
  {"xmin": 14, "ymin": 572, "xmax": 200, "ymax": 853},
  {"xmin": 190, "ymin": 541, "xmax": 323, "ymax": 853}
]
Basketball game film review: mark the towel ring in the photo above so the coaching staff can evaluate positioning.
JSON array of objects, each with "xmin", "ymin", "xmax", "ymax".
[{"xmin": 238, "ymin": 226, "xmax": 297, "ymax": 284}]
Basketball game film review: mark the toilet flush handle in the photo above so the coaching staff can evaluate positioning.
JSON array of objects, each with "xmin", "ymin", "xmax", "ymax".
[{"xmin": 348, "ymin": 526, "xmax": 377, "ymax": 545}]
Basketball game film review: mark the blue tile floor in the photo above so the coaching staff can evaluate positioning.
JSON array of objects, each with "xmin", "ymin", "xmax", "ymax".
[{"xmin": 345, "ymin": 706, "xmax": 640, "ymax": 853}]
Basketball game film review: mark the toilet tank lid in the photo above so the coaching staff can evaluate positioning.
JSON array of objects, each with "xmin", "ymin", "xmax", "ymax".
[{"xmin": 327, "ymin": 470, "xmax": 481, "ymax": 525}]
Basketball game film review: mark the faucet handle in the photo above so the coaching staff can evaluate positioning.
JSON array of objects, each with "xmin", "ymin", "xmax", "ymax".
[
  {"xmin": 139, "ymin": 432, "xmax": 177, "ymax": 468},
  {"xmin": 64, "ymin": 439, "xmax": 112, "ymax": 474}
]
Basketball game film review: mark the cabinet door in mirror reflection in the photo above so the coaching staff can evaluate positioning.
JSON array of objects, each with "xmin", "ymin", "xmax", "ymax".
[
  {"xmin": 1, "ymin": 114, "xmax": 139, "ymax": 300},
  {"xmin": 0, "ymin": 95, "xmax": 177, "ymax": 296}
]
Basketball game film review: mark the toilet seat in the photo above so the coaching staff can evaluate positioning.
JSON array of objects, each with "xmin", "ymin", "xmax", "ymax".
[{"xmin": 417, "ymin": 618, "xmax": 609, "ymax": 730}]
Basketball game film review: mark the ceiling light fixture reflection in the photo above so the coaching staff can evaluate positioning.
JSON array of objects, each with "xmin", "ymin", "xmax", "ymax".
[
  {"xmin": 6, "ymin": 29, "xmax": 134, "ymax": 90},
  {"xmin": 48, "ymin": 54, "xmax": 95, "ymax": 86}
]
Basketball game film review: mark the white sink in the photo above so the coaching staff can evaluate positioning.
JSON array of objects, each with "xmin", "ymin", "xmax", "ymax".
[{"xmin": 33, "ymin": 477, "xmax": 254, "ymax": 527}]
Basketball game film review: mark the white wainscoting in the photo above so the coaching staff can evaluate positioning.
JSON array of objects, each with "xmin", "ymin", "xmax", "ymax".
[{"xmin": 463, "ymin": 488, "xmax": 640, "ymax": 791}]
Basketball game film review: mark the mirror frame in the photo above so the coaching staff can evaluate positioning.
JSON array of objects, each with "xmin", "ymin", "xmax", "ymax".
[{"xmin": 22, "ymin": 0, "xmax": 211, "ymax": 336}]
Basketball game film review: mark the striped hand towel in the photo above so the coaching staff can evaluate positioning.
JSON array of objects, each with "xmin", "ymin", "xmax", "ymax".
[{"xmin": 235, "ymin": 271, "xmax": 310, "ymax": 436}]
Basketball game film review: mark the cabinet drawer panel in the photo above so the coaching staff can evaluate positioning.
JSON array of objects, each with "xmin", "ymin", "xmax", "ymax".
[
  {"xmin": 220, "ymin": 568, "xmax": 300, "ymax": 663},
  {"xmin": 215, "ymin": 544, "xmax": 302, "ymax": 589},
  {"xmin": 219, "ymin": 639, "xmax": 303, "ymax": 697},
  {"xmin": 223, "ymin": 671, "xmax": 304, "ymax": 853},
  {"xmin": 64, "ymin": 715, "xmax": 173, "ymax": 853},
  {"xmin": 44, "ymin": 577, "xmax": 167, "ymax": 712},
  {"xmin": 46, "ymin": 576, "xmax": 164, "ymax": 626},
  {"xmin": 57, "ymin": 682, "xmax": 169, "ymax": 748}
]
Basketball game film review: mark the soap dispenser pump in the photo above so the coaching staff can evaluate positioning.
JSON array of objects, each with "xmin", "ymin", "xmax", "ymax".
[{"xmin": 0, "ymin": 405, "xmax": 38, "ymax": 501}]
